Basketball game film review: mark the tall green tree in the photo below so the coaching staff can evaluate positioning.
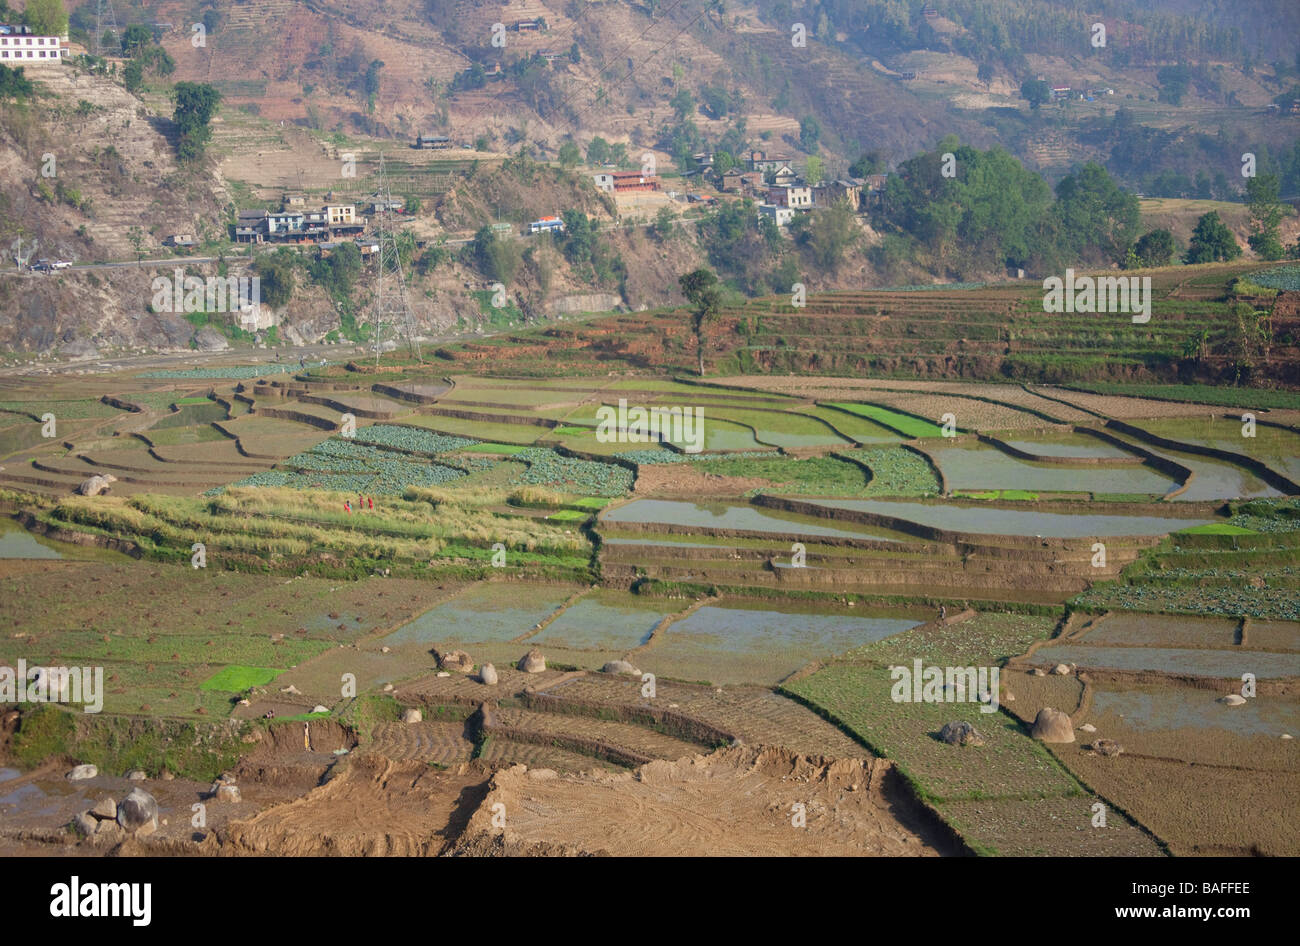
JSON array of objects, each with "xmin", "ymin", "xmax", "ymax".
[
  {"xmin": 24, "ymin": 0, "xmax": 68, "ymax": 36},
  {"xmin": 172, "ymin": 82, "xmax": 221, "ymax": 162},
  {"xmin": 678, "ymin": 268, "xmax": 722, "ymax": 376},
  {"xmin": 1020, "ymin": 78, "xmax": 1050, "ymax": 109},
  {"xmin": 1184, "ymin": 211, "xmax": 1241, "ymax": 263},
  {"xmin": 1246, "ymin": 173, "xmax": 1285, "ymax": 261}
]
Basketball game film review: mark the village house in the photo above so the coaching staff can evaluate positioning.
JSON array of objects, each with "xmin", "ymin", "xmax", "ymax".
[
  {"xmin": 747, "ymin": 150, "xmax": 794, "ymax": 174},
  {"xmin": 592, "ymin": 170, "xmax": 659, "ymax": 193},
  {"xmin": 758, "ymin": 203, "xmax": 795, "ymax": 227},
  {"xmin": 770, "ymin": 164, "xmax": 798, "ymax": 186},
  {"xmin": 767, "ymin": 184, "xmax": 813, "ymax": 210},
  {"xmin": 0, "ymin": 24, "xmax": 65, "ymax": 62},
  {"xmin": 414, "ymin": 133, "xmax": 452, "ymax": 150},
  {"xmin": 813, "ymin": 179, "xmax": 863, "ymax": 211},
  {"xmin": 164, "ymin": 234, "xmax": 197, "ymax": 248},
  {"xmin": 719, "ymin": 168, "xmax": 764, "ymax": 194}
]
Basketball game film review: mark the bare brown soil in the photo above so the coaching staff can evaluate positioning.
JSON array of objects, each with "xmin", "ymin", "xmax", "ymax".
[{"xmin": 453, "ymin": 746, "xmax": 961, "ymax": 857}]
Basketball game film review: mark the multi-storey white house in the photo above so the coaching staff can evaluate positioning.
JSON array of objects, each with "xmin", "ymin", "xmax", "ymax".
[{"xmin": 0, "ymin": 25, "xmax": 65, "ymax": 63}]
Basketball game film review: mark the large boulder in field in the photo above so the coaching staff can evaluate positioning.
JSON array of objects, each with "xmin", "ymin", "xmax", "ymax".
[
  {"xmin": 1031, "ymin": 707, "xmax": 1075, "ymax": 743},
  {"xmin": 517, "ymin": 649, "xmax": 546, "ymax": 673},
  {"xmin": 116, "ymin": 787, "xmax": 159, "ymax": 835},
  {"xmin": 1218, "ymin": 694, "xmax": 1246, "ymax": 706},
  {"xmin": 478, "ymin": 663, "xmax": 499, "ymax": 686},
  {"xmin": 436, "ymin": 649, "xmax": 474, "ymax": 673},
  {"xmin": 937, "ymin": 721, "xmax": 985, "ymax": 747},
  {"xmin": 1090, "ymin": 738, "xmax": 1123, "ymax": 757},
  {"xmin": 76, "ymin": 474, "xmax": 116, "ymax": 496},
  {"xmin": 401, "ymin": 708, "xmax": 423, "ymax": 724},
  {"xmin": 602, "ymin": 660, "xmax": 640, "ymax": 676},
  {"xmin": 66, "ymin": 764, "xmax": 98, "ymax": 781}
]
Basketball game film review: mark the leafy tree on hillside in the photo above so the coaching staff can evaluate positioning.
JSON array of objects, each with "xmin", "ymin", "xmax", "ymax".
[
  {"xmin": 469, "ymin": 226, "xmax": 522, "ymax": 285},
  {"xmin": 1184, "ymin": 211, "xmax": 1241, "ymax": 263},
  {"xmin": 679, "ymin": 268, "xmax": 723, "ymax": 376},
  {"xmin": 173, "ymin": 82, "xmax": 221, "ymax": 162},
  {"xmin": 799, "ymin": 115, "xmax": 821, "ymax": 153},
  {"xmin": 670, "ymin": 88, "xmax": 695, "ymax": 122},
  {"xmin": 0, "ymin": 64, "xmax": 34, "ymax": 100},
  {"xmin": 559, "ymin": 210, "xmax": 597, "ymax": 265},
  {"xmin": 586, "ymin": 136, "xmax": 611, "ymax": 166},
  {"xmin": 1020, "ymin": 78, "xmax": 1050, "ymax": 109},
  {"xmin": 791, "ymin": 197, "xmax": 858, "ymax": 271},
  {"xmin": 120, "ymin": 24, "xmax": 153, "ymax": 57},
  {"xmin": 1133, "ymin": 229, "xmax": 1176, "ymax": 268},
  {"xmin": 557, "ymin": 139, "xmax": 581, "ymax": 168},
  {"xmin": 1157, "ymin": 64, "xmax": 1191, "ymax": 105},
  {"xmin": 123, "ymin": 58, "xmax": 144, "ymax": 94},
  {"xmin": 255, "ymin": 251, "xmax": 296, "ymax": 308},
  {"xmin": 1246, "ymin": 173, "xmax": 1285, "ymax": 261},
  {"xmin": 24, "ymin": 0, "xmax": 68, "ymax": 36},
  {"xmin": 1053, "ymin": 162, "xmax": 1140, "ymax": 264},
  {"xmin": 849, "ymin": 151, "xmax": 886, "ymax": 178}
]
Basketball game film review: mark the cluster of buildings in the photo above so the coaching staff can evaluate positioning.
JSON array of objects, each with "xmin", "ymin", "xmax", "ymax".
[
  {"xmin": 0, "ymin": 23, "xmax": 66, "ymax": 63},
  {"xmin": 234, "ymin": 195, "xmax": 368, "ymax": 245}
]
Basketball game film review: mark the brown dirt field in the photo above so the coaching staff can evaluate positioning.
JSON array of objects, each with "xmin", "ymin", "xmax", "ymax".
[
  {"xmin": 454, "ymin": 746, "xmax": 961, "ymax": 857},
  {"xmin": 223, "ymin": 755, "xmax": 491, "ymax": 856},
  {"xmin": 632, "ymin": 463, "xmax": 774, "ymax": 496}
]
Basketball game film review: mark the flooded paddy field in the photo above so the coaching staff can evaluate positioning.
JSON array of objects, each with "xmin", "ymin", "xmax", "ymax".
[
  {"xmin": 642, "ymin": 601, "xmax": 923, "ymax": 686},
  {"xmin": 602, "ymin": 498, "xmax": 903, "ymax": 541},
  {"xmin": 1031, "ymin": 642, "xmax": 1300, "ymax": 677},
  {"xmin": 925, "ymin": 445, "xmax": 1178, "ymax": 496},
  {"xmin": 803, "ymin": 498, "xmax": 1213, "ymax": 537}
]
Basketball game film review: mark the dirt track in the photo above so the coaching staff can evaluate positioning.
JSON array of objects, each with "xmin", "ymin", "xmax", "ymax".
[{"xmin": 454, "ymin": 746, "xmax": 961, "ymax": 857}]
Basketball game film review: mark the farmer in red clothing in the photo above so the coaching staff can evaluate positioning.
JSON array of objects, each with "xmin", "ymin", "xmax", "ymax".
[{"xmin": 344, "ymin": 501, "xmax": 352, "ymax": 514}]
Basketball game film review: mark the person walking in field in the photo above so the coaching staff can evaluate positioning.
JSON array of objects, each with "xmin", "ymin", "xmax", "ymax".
[
  {"xmin": 368, "ymin": 496, "xmax": 373, "ymax": 511},
  {"xmin": 344, "ymin": 501, "xmax": 352, "ymax": 514}
]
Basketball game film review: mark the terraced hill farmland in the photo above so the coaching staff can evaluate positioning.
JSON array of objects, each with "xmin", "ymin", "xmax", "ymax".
[{"xmin": 1, "ymin": 331, "xmax": 1296, "ymax": 859}]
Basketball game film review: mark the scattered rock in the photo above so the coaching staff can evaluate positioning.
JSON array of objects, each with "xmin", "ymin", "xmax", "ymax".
[
  {"xmin": 1031, "ymin": 707, "xmax": 1075, "ymax": 743},
  {"xmin": 381, "ymin": 646, "xmax": 391, "ymax": 654},
  {"xmin": 212, "ymin": 782, "xmax": 242, "ymax": 803},
  {"xmin": 1003, "ymin": 691, "xmax": 1015, "ymax": 702},
  {"xmin": 401, "ymin": 707, "xmax": 423, "ymax": 724},
  {"xmin": 1079, "ymin": 723, "xmax": 1097, "ymax": 733},
  {"xmin": 937, "ymin": 721, "xmax": 985, "ymax": 747},
  {"xmin": 1051, "ymin": 663, "xmax": 1071, "ymax": 675},
  {"xmin": 126, "ymin": 770, "xmax": 147, "ymax": 781},
  {"xmin": 436, "ymin": 648, "xmax": 474, "ymax": 673},
  {"xmin": 1030, "ymin": 668, "xmax": 1046, "ymax": 677},
  {"xmin": 527, "ymin": 768, "xmax": 559, "ymax": 781},
  {"xmin": 76, "ymin": 474, "xmax": 117, "ymax": 497},
  {"xmin": 116, "ymin": 787, "xmax": 159, "ymax": 835},
  {"xmin": 280, "ymin": 684, "xmax": 302, "ymax": 695},
  {"xmin": 90, "ymin": 797, "xmax": 117, "ymax": 820},
  {"xmin": 160, "ymin": 771, "xmax": 175, "ymax": 781},
  {"xmin": 73, "ymin": 811, "xmax": 97, "ymax": 836},
  {"xmin": 479, "ymin": 663, "xmax": 499, "ymax": 685},
  {"xmin": 602, "ymin": 660, "xmax": 640, "ymax": 676},
  {"xmin": 436, "ymin": 671, "xmax": 450, "ymax": 678},
  {"xmin": 94, "ymin": 820, "xmax": 127, "ymax": 842},
  {"xmin": 382, "ymin": 683, "xmax": 394, "ymax": 692},
  {"xmin": 517, "ymin": 648, "xmax": 546, "ymax": 673},
  {"xmin": 1283, "ymin": 734, "xmax": 1293, "ymax": 740},
  {"xmin": 1091, "ymin": 738, "xmax": 1123, "ymax": 757},
  {"xmin": 66, "ymin": 764, "xmax": 98, "ymax": 781},
  {"xmin": 311, "ymin": 705, "xmax": 329, "ymax": 714},
  {"xmin": 1218, "ymin": 694, "xmax": 1247, "ymax": 706}
]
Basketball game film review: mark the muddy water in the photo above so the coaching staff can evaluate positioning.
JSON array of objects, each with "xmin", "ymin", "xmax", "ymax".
[
  {"xmin": 1101, "ymin": 432, "xmax": 1283, "ymax": 501},
  {"xmin": 927, "ymin": 445, "xmax": 1176, "ymax": 495},
  {"xmin": 804, "ymin": 499, "xmax": 1212, "ymax": 537},
  {"xmin": 1001, "ymin": 432, "xmax": 1136, "ymax": 459},
  {"xmin": 532, "ymin": 593, "xmax": 673, "ymax": 649},
  {"xmin": 1137, "ymin": 417, "xmax": 1300, "ymax": 482},
  {"xmin": 383, "ymin": 583, "xmax": 570, "ymax": 645},
  {"xmin": 603, "ymin": 499, "xmax": 898, "ymax": 540},
  {"xmin": 1034, "ymin": 643, "xmax": 1300, "ymax": 678},
  {"xmin": 646, "ymin": 603, "xmax": 922, "ymax": 685},
  {"xmin": 0, "ymin": 520, "xmax": 62, "ymax": 559},
  {"xmin": 1092, "ymin": 689, "xmax": 1298, "ymax": 737}
]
